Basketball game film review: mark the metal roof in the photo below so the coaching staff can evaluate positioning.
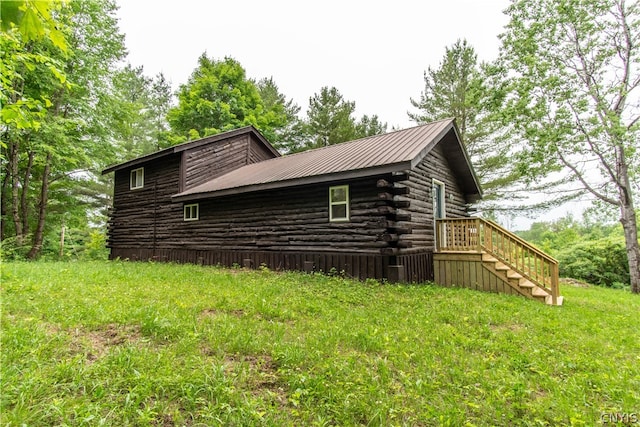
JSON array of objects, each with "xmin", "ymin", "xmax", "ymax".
[{"xmin": 173, "ymin": 118, "xmax": 482, "ymax": 201}]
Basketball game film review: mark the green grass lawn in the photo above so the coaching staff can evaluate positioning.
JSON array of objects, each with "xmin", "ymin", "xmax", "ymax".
[{"xmin": 1, "ymin": 261, "xmax": 638, "ymax": 426}]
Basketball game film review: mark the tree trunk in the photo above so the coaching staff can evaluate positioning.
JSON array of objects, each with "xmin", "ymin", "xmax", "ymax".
[
  {"xmin": 620, "ymin": 204, "xmax": 640, "ymax": 294},
  {"xmin": 1, "ymin": 170, "xmax": 8, "ymax": 241},
  {"xmin": 21, "ymin": 151, "xmax": 34, "ymax": 236},
  {"xmin": 27, "ymin": 152, "xmax": 52, "ymax": 259},
  {"xmin": 615, "ymin": 141, "xmax": 639, "ymax": 293},
  {"xmin": 9, "ymin": 142, "xmax": 23, "ymax": 244}
]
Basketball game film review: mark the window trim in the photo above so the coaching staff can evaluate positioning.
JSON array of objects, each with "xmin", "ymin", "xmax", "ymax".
[
  {"xmin": 432, "ymin": 179, "xmax": 446, "ymax": 220},
  {"xmin": 184, "ymin": 203, "xmax": 199, "ymax": 221},
  {"xmin": 329, "ymin": 185, "xmax": 350, "ymax": 222},
  {"xmin": 130, "ymin": 167, "xmax": 144, "ymax": 190}
]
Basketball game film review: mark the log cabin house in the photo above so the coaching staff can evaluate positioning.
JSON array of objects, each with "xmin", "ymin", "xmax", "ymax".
[{"xmin": 103, "ymin": 118, "xmax": 562, "ymax": 305}]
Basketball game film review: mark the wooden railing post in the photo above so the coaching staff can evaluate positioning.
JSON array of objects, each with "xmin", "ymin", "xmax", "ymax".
[
  {"xmin": 550, "ymin": 262, "xmax": 559, "ymax": 306},
  {"xmin": 436, "ymin": 217, "xmax": 561, "ymax": 304},
  {"xmin": 476, "ymin": 218, "xmax": 482, "ymax": 253}
]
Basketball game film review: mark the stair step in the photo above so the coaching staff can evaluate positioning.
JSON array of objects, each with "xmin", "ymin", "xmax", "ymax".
[
  {"xmin": 518, "ymin": 280, "xmax": 535, "ymax": 288},
  {"xmin": 482, "ymin": 254, "xmax": 497, "ymax": 262},
  {"xmin": 478, "ymin": 251, "xmax": 562, "ymax": 305},
  {"xmin": 532, "ymin": 287, "xmax": 549, "ymax": 297},
  {"xmin": 494, "ymin": 262, "xmax": 510, "ymax": 271}
]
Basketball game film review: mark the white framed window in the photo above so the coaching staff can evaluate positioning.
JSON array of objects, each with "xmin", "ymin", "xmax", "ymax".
[
  {"xmin": 184, "ymin": 203, "xmax": 199, "ymax": 221},
  {"xmin": 329, "ymin": 185, "xmax": 349, "ymax": 222},
  {"xmin": 130, "ymin": 167, "xmax": 144, "ymax": 190}
]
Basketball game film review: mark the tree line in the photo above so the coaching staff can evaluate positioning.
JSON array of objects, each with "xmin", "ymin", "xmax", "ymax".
[{"xmin": 1, "ymin": 0, "xmax": 638, "ymax": 292}]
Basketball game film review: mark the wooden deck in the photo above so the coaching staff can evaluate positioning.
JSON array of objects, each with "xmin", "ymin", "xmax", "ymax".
[{"xmin": 434, "ymin": 218, "xmax": 562, "ymax": 305}]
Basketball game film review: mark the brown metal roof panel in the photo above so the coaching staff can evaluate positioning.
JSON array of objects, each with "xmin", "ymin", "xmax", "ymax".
[{"xmin": 173, "ymin": 118, "xmax": 458, "ymax": 199}]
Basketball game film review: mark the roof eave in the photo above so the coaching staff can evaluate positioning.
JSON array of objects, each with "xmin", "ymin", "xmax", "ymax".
[
  {"xmin": 101, "ymin": 126, "xmax": 280, "ymax": 175},
  {"xmin": 171, "ymin": 162, "xmax": 412, "ymax": 202},
  {"xmin": 450, "ymin": 123, "xmax": 483, "ymax": 199},
  {"xmin": 102, "ymin": 147, "xmax": 175, "ymax": 175},
  {"xmin": 410, "ymin": 120, "xmax": 483, "ymax": 200}
]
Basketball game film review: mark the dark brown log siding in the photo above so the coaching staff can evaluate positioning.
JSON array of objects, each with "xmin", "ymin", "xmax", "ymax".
[
  {"xmin": 169, "ymin": 177, "xmax": 389, "ymax": 253},
  {"xmin": 106, "ymin": 139, "xmax": 474, "ymax": 282},
  {"xmin": 108, "ymin": 154, "xmax": 183, "ymax": 249},
  {"xmin": 182, "ymin": 135, "xmax": 251, "ymax": 190},
  {"xmin": 109, "ymin": 170, "xmax": 392, "ymax": 254},
  {"xmin": 248, "ymin": 136, "xmax": 277, "ymax": 164},
  {"xmin": 397, "ymin": 143, "xmax": 469, "ymax": 252},
  {"xmin": 182, "ymin": 134, "xmax": 277, "ymax": 191}
]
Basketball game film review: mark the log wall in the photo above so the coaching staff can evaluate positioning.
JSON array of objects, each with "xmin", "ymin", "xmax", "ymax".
[
  {"xmin": 248, "ymin": 137, "xmax": 277, "ymax": 163},
  {"xmin": 181, "ymin": 134, "xmax": 276, "ymax": 191},
  {"xmin": 395, "ymin": 144, "xmax": 470, "ymax": 252},
  {"xmin": 107, "ymin": 136, "xmax": 477, "ymax": 283},
  {"xmin": 110, "ymin": 172, "xmax": 393, "ymax": 252}
]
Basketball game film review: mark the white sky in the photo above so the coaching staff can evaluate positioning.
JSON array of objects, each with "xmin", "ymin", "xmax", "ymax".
[{"xmin": 114, "ymin": 0, "xmax": 511, "ymax": 130}]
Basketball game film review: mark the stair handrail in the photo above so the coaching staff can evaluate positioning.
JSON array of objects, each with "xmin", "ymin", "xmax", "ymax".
[
  {"xmin": 481, "ymin": 218, "xmax": 558, "ymax": 263},
  {"xmin": 436, "ymin": 217, "xmax": 560, "ymax": 305}
]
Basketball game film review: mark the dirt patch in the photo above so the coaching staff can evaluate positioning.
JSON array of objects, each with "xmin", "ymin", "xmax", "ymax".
[
  {"xmin": 561, "ymin": 278, "xmax": 590, "ymax": 288},
  {"xmin": 199, "ymin": 308, "xmax": 220, "ymax": 318},
  {"xmin": 199, "ymin": 308, "xmax": 246, "ymax": 320},
  {"xmin": 226, "ymin": 354, "xmax": 287, "ymax": 407},
  {"xmin": 150, "ymin": 402, "xmax": 192, "ymax": 427},
  {"xmin": 71, "ymin": 324, "xmax": 143, "ymax": 363}
]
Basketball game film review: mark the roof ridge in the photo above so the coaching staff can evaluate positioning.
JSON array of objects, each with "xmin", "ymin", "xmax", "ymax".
[{"xmin": 278, "ymin": 118, "xmax": 455, "ymax": 159}]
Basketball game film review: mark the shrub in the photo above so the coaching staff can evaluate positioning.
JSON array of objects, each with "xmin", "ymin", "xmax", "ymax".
[{"xmin": 556, "ymin": 236, "xmax": 629, "ymax": 287}]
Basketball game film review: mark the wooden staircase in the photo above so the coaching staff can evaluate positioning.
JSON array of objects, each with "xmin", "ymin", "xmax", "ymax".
[{"xmin": 434, "ymin": 218, "xmax": 563, "ymax": 306}]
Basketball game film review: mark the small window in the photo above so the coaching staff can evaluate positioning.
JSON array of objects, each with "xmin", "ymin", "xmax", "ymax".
[
  {"xmin": 329, "ymin": 185, "xmax": 349, "ymax": 222},
  {"xmin": 184, "ymin": 203, "xmax": 199, "ymax": 221},
  {"xmin": 130, "ymin": 167, "xmax": 144, "ymax": 190}
]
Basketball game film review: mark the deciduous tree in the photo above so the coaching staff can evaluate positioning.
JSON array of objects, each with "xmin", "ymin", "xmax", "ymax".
[
  {"xmin": 499, "ymin": 0, "xmax": 640, "ymax": 292},
  {"xmin": 1, "ymin": 0, "xmax": 126, "ymax": 258},
  {"xmin": 167, "ymin": 55, "xmax": 288, "ymax": 143}
]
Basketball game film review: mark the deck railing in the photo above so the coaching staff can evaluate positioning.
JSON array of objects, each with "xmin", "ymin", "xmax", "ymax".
[{"xmin": 435, "ymin": 218, "xmax": 559, "ymax": 305}]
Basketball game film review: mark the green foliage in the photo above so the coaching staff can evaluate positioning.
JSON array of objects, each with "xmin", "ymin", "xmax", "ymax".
[
  {"xmin": 0, "ymin": 0, "xmax": 67, "ymax": 51},
  {"xmin": 409, "ymin": 39, "xmax": 486, "ymax": 144},
  {"xmin": 498, "ymin": 0, "xmax": 640, "ymax": 291},
  {"xmin": 299, "ymin": 86, "xmax": 387, "ymax": 152},
  {"xmin": 556, "ymin": 237, "xmax": 630, "ymax": 289},
  {"xmin": 0, "ymin": 0, "xmax": 68, "ymax": 135},
  {"xmin": 108, "ymin": 65, "xmax": 174, "ymax": 160},
  {"xmin": 409, "ymin": 39, "xmax": 514, "ymax": 203},
  {"xmin": 305, "ymin": 86, "xmax": 357, "ymax": 148},
  {"xmin": 1, "ymin": 0, "xmax": 126, "ymax": 259},
  {"xmin": 2, "ymin": 261, "xmax": 639, "ymax": 425},
  {"xmin": 517, "ymin": 214, "xmax": 631, "ymax": 287},
  {"xmin": 255, "ymin": 77, "xmax": 307, "ymax": 153},
  {"xmin": 355, "ymin": 114, "xmax": 387, "ymax": 139},
  {"xmin": 168, "ymin": 55, "xmax": 289, "ymax": 142}
]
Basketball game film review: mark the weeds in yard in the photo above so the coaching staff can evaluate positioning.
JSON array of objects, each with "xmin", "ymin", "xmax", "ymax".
[{"xmin": 1, "ymin": 261, "xmax": 639, "ymax": 425}]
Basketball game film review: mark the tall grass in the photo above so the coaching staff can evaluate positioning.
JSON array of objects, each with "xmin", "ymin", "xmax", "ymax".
[{"xmin": 1, "ymin": 261, "xmax": 638, "ymax": 426}]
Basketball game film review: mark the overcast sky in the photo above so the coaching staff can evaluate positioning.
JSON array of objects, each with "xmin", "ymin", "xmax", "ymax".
[{"xmin": 115, "ymin": 0, "xmax": 511, "ymax": 130}]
